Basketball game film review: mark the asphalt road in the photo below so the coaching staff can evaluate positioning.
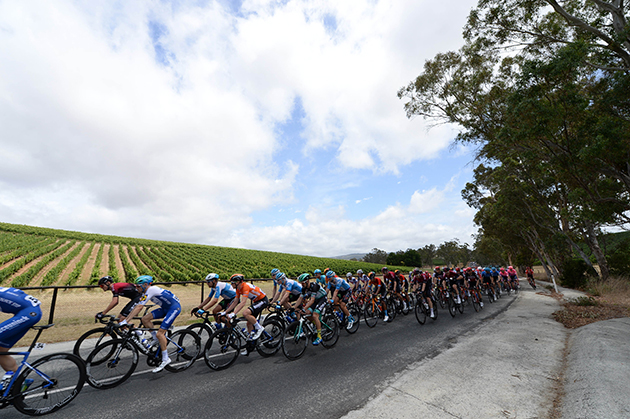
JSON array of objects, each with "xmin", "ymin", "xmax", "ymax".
[{"xmin": 1, "ymin": 293, "xmax": 518, "ymax": 419}]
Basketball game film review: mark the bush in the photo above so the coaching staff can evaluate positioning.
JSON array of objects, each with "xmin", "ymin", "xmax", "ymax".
[
  {"xmin": 560, "ymin": 258, "xmax": 597, "ymax": 289},
  {"xmin": 607, "ymin": 238, "xmax": 630, "ymax": 276},
  {"xmin": 571, "ymin": 296, "xmax": 599, "ymax": 306}
]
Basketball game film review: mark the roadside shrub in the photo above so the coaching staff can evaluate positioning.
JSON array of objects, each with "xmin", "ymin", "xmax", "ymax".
[
  {"xmin": 607, "ymin": 238, "xmax": 630, "ymax": 276},
  {"xmin": 571, "ymin": 296, "xmax": 599, "ymax": 306}
]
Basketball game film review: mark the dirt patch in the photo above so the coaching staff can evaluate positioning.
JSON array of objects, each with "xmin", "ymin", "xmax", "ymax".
[{"xmin": 552, "ymin": 297, "xmax": 630, "ymax": 329}]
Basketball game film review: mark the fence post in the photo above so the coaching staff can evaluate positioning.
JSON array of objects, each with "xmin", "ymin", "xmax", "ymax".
[
  {"xmin": 48, "ymin": 287, "xmax": 59, "ymax": 324},
  {"xmin": 551, "ymin": 274, "xmax": 559, "ymax": 293},
  {"xmin": 200, "ymin": 281, "xmax": 205, "ymax": 304}
]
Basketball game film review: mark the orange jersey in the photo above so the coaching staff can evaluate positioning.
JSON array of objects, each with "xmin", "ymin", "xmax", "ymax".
[{"xmin": 236, "ymin": 282, "xmax": 266, "ymax": 302}]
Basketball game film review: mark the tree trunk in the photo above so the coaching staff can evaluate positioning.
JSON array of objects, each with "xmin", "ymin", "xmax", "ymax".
[{"xmin": 582, "ymin": 221, "xmax": 610, "ymax": 280}]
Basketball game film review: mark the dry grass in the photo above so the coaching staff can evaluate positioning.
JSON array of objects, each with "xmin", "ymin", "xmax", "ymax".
[{"xmin": 552, "ymin": 276, "xmax": 630, "ymax": 329}]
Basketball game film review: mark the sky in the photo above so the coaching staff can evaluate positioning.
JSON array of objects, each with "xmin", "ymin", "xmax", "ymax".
[{"xmin": 0, "ymin": 0, "xmax": 480, "ymax": 258}]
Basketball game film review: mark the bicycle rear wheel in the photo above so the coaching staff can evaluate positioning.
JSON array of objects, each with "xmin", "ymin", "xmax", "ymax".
[
  {"xmin": 12, "ymin": 353, "xmax": 86, "ymax": 416},
  {"xmin": 320, "ymin": 315, "xmax": 339, "ymax": 348},
  {"xmin": 164, "ymin": 330, "xmax": 200, "ymax": 372},
  {"xmin": 186, "ymin": 323, "xmax": 213, "ymax": 360},
  {"xmin": 472, "ymin": 293, "xmax": 481, "ymax": 312},
  {"xmin": 448, "ymin": 296, "xmax": 457, "ymax": 317},
  {"xmin": 457, "ymin": 297, "xmax": 464, "ymax": 314},
  {"xmin": 256, "ymin": 319, "xmax": 284, "ymax": 357},
  {"xmin": 204, "ymin": 328, "xmax": 240, "ymax": 371},
  {"xmin": 86, "ymin": 339, "xmax": 139, "ymax": 389},
  {"xmin": 282, "ymin": 322, "xmax": 308, "ymax": 360}
]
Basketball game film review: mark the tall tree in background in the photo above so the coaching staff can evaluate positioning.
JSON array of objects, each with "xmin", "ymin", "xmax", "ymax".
[{"xmin": 398, "ymin": 0, "xmax": 630, "ymax": 280}]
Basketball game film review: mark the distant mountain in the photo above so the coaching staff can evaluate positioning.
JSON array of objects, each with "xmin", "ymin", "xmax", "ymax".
[{"xmin": 329, "ymin": 253, "xmax": 366, "ymax": 261}]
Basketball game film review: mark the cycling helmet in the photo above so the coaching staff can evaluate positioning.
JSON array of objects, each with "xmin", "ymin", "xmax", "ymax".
[
  {"xmin": 205, "ymin": 273, "xmax": 220, "ymax": 282},
  {"xmin": 275, "ymin": 272, "xmax": 286, "ymax": 281},
  {"xmin": 434, "ymin": 266, "xmax": 441, "ymax": 271},
  {"xmin": 98, "ymin": 276, "xmax": 113, "ymax": 286},
  {"xmin": 456, "ymin": 267, "xmax": 461, "ymax": 272},
  {"xmin": 381, "ymin": 267, "xmax": 388, "ymax": 273},
  {"xmin": 314, "ymin": 269, "xmax": 321, "ymax": 275},
  {"xmin": 500, "ymin": 267, "xmax": 505, "ymax": 271},
  {"xmin": 485, "ymin": 267, "xmax": 491, "ymax": 272},
  {"xmin": 297, "ymin": 273, "xmax": 311, "ymax": 283},
  {"xmin": 357, "ymin": 269, "xmax": 363, "ymax": 275},
  {"xmin": 394, "ymin": 270, "xmax": 400, "ymax": 275},
  {"xmin": 325, "ymin": 270, "xmax": 335, "ymax": 278},
  {"xmin": 230, "ymin": 274, "xmax": 244, "ymax": 283},
  {"xmin": 346, "ymin": 272, "xmax": 352, "ymax": 278},
  {"xmin": 323, "ymin": 268, "xmax": 330, "ymax": 274},
  {"xmin": 270, "ymin": 268, "xmax": 280, "ymax": 277},
  {"xmin": 368, "ymin": 271, "xmax": 375, "ymax": 279},
  {"xmin": 135, "ymin": 275, "xmax": 154, "ymax": 285},
  {"xmin": 508, "ymin": 266, "xmax": 513, "ymax": 270},
  {"xmin": 413, "ymin": 268, "xmax": 420, "ymax": 274}
]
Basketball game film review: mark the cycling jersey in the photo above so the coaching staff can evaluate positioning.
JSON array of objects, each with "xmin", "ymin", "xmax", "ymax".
[
  {"xmin": 0, "ymin": 287, "xmax": 43, "ymax": 348},
  {"xmin": 209, "ymin": 281, "xmax": 237, "ymax": 300},
  {"xmin": 111, "ymin": 283, "xmax": 141, "ymax": 299},
  {"xmin": 236, "ymin": 282, "xmax": 266, "ymax": 302},
  {"xmin": 301, "ymin": 282, "xmax": 327, "ymax": 301},
  {"xmin": 328, "ymin": 276, "xmax": 351, "ymax": 292},
  {"xmin": 283, "ymin": 279, "xmax": 302, "ymax": 295},
  {"xmin": 138, "ymin": 285, "xmax": 181, "ymax": 330}
]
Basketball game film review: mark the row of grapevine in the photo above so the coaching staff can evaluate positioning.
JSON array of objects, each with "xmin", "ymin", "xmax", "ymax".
[
  {"xmin": 0, "ymin": 236, "xmax": 57, "ymax": 266},
  {"xmin": 41, "ymin": 242, "xmax": 85, "ymax": 286},
  {"xmin": 126, "ymin": 245, "xmax": 151, "ymax": 276},
  {"xmin": 107, "ymin": 245, "xmax": 120, "ymax": 281},
  {"xmin": 65, "ymin": 242, "xmax": 95, "ymax": 286},
  {"xmin": 0, "ymin": 234, "xmax": 49, "ymax": 262},
  {"xmin": 0, "ymin": 239, "xmax": 64, "ymax": 285},
  {"xmin": 118, "ymin": 245, "xmax": 138, "ymax": 282},
  {"xmin": 88, "ymin": 244, "xmax": 104, "ymax": 284},
  {"xmin": 10, "ymin": 241, "xmax": 76, "ymax": 287}
]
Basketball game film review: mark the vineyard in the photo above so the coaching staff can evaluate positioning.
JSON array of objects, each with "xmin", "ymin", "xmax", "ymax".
[{"xmin": 0, "ymin": 222, "xmax": 401, "ymax": 287}]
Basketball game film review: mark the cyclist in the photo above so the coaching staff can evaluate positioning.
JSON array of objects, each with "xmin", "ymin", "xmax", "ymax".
[
  {"xmin": 191, "ymin": 273, "xmax": 236, "ymax": 329},
  {"xmin": 416, "ymin": 268, "xmax": 435, "ymax": 318},
  {"xmin": 275, "ymin": 272, "xmax": 303, "ymax": 311},
  {"xmin": 481, "ymin": 267, "xmax": 497, "ymax": 300},
  {"xmin": 297, "ymin": 273, "xmax": 327, "ymax": 345},
  {"xmin": 356, "ymin": 269, "xmax": 369, "ymax": 293},
  {"xmin": 222, "ymin": 274, "xmax": 268, "ymax": 342},
  {"xmin": 491, "ymin": 267, "xmax": 501, "ymax": 294},
  {"xmin": 268, "ymin": 268, "xmax": 283, "ymax": 305},
  {"xmin": 368, "ymin": 272, "xmax": 389, "ymax": 322},
  {"xmin": 525, "ymin": 266, "xmax": 536, "ymax": 288},
  {"xmin": 314, "ymin": 269, "xmax": 326, "ymax": 287},
  {"xmin": 119, "ymin": 275, "xmax": 181, "ymax": 373},
  {"xmin": 0, "ymin": 288, "xmax": 42, "ymax": 381},
  {"xmin": 96, "ymin": 276, "xmax": 142, "ymax": 322},
  {"xmin": 464, "ymin": 267, "xmax": 483, "ymax": 308},
  {"xmin": 325, "ymin": 270, "xmax": 355, "ymax": 330},
  {"xmin": 507, "ymin": 266, "xmax": 519, "ymax": 289},
  {"xmin": 499, "ymin": 267, "xmax": 510, "ymax": 290}
]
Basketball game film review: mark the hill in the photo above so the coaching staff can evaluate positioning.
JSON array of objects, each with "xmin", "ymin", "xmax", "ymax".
[
  {"xmin": 0, "ymin": 222, "xmax": 398, "ymax": 287},
  {"xmin": 329, "ymin": 253, "xmax": 367, "ymax": 261}
]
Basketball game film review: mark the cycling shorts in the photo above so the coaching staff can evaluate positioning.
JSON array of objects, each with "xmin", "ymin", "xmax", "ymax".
[
  {"xmin": 248, "ymin": 296, "xmax": 269, "ymax": 317},
  {"xmin": 288, "ymin": 293, "xmax": 300, "ymax": 303},
  {"xmin": 120, "ymin": 295, "xmax": 141, "ymax": 317},
  {"xmin": 151, "ymin": 303, "xmax": 182, "ymax": 330},
  {"xmin": 336, "ymin": 289, "xmax": 351, "ymax": 303},
  {"xmin": 219, "ymin": 298, "xmax": 234, "ymax": 310},
  {"xmin": 0, "ymin": 306, "xmax": 42, "ymax": 348},
  {"xmin": 306, "ymin": 297, "xmax": 327, "ymax": 315}
]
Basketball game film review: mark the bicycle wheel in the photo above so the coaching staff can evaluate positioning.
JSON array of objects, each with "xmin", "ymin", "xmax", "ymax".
[
  {"xmin": 415, "ymin": 301, "xmax": 426, "ymax": 325},
  {"xmin": 438, "ymin": 292, "xmax": 446, "ymax": 309},
  {"xmin": 448, "ymin": 296, "xmax": 457, "ymax": 317},
  {"xmin": 320, "ymin": 314, "xmax": 340, "ymax": 348},
  {"xmin": 204, "ymin": 328, "xmax": 240, "ymax": 371},
  {"xmin": 386, "ymin": 298, "xmax": 397, "ymax": 321},
  {"xmin": 282, "ymin": 321, "xmax": 308, "ymax": 360},
  {"xmin": 457, "ymin": 297, "xmax": 464, "ymax": 314},
  {"xmin": 472, "ymin": 293, "xmax": 480, "ymax": 312},
  {"xmin": 12, "ymin": 353, "xmax": 86, "ymax": 416},
  {"xmin": 73, "ymin": 327, "xmax": 117, "ymax": 362},
  {"xmin": 345, "ymin": 304, "xmax": 360, "ymax": 334},
  {"xmin": 401, "ymin": 298, "xmax": 410, "ymax": 315},
  {"xmin": 256, "ymin": 319, "xmax": 284, "ymax": 357},
  {"xmin": 432, "ymin": 302, "xmax": 439, "ymax": 320},
  {"xmin": 363, "ymin": 302, "xmax": 378, "ymax": 328},
  {"xmin": 86, "ymin": 339, "xmax": 139, "ymax": 389},
  {"xmin": 164, "ymin": 330, "xmax": 200, "ymax": 372},
  {"xmin": 186, "ymin": 323, "xmax": 213, "ymax": 360}
]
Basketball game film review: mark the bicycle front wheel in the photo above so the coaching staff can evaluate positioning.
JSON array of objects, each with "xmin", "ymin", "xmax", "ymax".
[
  {"xmin": 73, "ymin": 327, "xmax": 117, "ymax": 362},
  {"xmin": 86, "ymin": 339, "xmax": 139, "ymax": 389},
  {"xmin": 320, "ymin": 314, "xmax": 340, "ymax": 348},
  {"xmin": 12, "ymin": 353, "xmax": 86, "ymax": 416},
  {"xmin": 204, "ymin": 328, "xmax": 241, "ymax": 371},
  {"xmin": 256, "ymin": 319, "xmax": 284, "ymax": 358},
  {"xmin": 363, "ymin": 302, "xmax": 378, "ymax": 328},
  {"xmin": 415, "ymin": 301, "xmax": 426, "ymax": 325},
  {"xmin": 282, "ymin": 322, "xmax": 308, "ymax": 360},
  {"xmin": 164, "ymin": 330, "xmax": 200, "ymax": 372}
]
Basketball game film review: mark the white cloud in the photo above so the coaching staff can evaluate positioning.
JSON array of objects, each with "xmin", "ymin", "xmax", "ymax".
[{"xmin": 0, "ymin": 0, "xmax": 477, "ymax": 255}]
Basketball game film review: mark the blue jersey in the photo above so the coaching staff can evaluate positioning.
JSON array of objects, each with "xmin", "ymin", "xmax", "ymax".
[
  {"xmin": 282, "ymin": 279, "xmax": 302, "ymax": 295},
  {"xmin": 0, "ymin": 287, "xmax": 41, "ymax": 313},
  {"xmin": 210, "ymin": 282, "xmax": 236, "ymax": 300},
  {"xmin": 328, "ymin": 276, "xmax": 351, "ymax": 292},
  {"xmin": 139, "ymin": 286, "xmax": 180, "ymax": 309}
]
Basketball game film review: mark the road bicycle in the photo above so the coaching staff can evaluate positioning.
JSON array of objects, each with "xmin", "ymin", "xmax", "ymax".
[
  {"xmin": 0, "ymin": 324, "xmax": 86, "ymax": 416},
  {"xmin": 203, "ymin": 316, "xmax": 284, "ymax": 371},
  {"xmin": 85, "ymin": 324, "xmax": 200, "ymax": 389},
  {"xmin": 281, "ymin": 308, "xmax": 340, "ymax": 360},
  {"xmin": 363, "ymin": 294, "xmax": 389, "ymax": 328},
  {"xmin": 325, "ymin": 301, "xmax": 360, "ymax": 334},
  {"xmin": 414, "ymin": 290, "xmax": 438, "ymax": 325},
  {"xmin": 73, "ymin": 305, "xmax": 164, "ymax": 361}
]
